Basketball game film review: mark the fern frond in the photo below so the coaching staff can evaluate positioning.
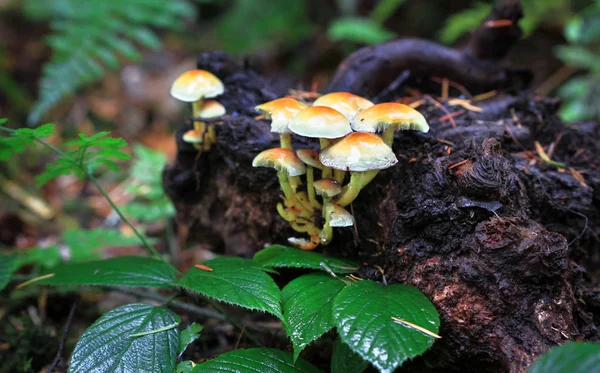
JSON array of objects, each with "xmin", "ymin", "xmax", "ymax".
[{"xmin": 26, "ymin": 0, "xmax": 197, "ymax": 124}]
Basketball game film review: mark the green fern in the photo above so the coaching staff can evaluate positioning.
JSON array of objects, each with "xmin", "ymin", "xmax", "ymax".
[
  {"xmin": 25, "ymin": 0, "xmax": 198, "ymax": 124},
  {"xmin": 0, "ymin": 119, "xmax": 55, "ymax": 160}
]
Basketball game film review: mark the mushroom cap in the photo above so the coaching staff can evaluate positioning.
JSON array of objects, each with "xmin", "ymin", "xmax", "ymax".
[
  {"xmin": 352, "ymin": 102, "xmax": 429, "ymax": 133},
  {"xmin": 296, "ymin": 149, "xmax": 323, "ymax": 169},
  {"xmin": 320, "ymin": 132, "xmax": 397, "ymax": 171},
  {"xmin": 255, "ymin": 98, "xmax": 309, "ymax": 134},
  {"xmin": 313, "ymin": 178, "xmax": 342, "ymax": 197},
  {"xmin": 170, "ymin": 69, "xmax": 224, "ymax": 102},
  {"xmin": 197, "ymin": 100, "xmax": 226, "ymax": 118},
  {"xmin": 182, "ymin": 129, "xmax": 203, "ymax": 144},
  {"xmin": 326, "ymin": 203, "xmax": 354, "ymax": 227},
  {"xmin": 288, "ymin": 106, "xmax": 352, "ymax": 139},
  {"xmin": 252, "ymin": 148, "xmax": 306, "ymax": 176},
  {"xmin": 313, "ymin": 92, "xmax": 374, "ymax": 120}
]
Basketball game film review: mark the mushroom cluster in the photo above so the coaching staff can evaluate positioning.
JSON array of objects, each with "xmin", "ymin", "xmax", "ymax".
[
  {"xmin": 252, "ymin": 92, "xmax": 429, "ymax": 250},
  {"xmin": 170, "ymin": 69, "xmax": 226, "ymax": 151}
]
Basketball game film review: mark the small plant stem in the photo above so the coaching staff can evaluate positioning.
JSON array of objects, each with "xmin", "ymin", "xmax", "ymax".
[
  {"xmin": 279, "ymin": 133, "xmax": 292, "ymax": 150},
  {"xmin": 335, "ymin": 171, "xmax": 365, "ymax": 207},
  {"xmin": 129, "ymin": 323, "xmax": 179, "ymax": 338}
]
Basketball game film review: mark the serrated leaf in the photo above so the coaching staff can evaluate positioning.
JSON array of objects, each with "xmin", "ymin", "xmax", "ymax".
[
  {"xmin": 328, "ymin": 17, "xmax": 395, "ymax": 45},
  {"xmin": 528, "ymin": 342, "xmax": 600, "ymax": 373},
  {"xmin": 254, "ymin": 245, "xmax": 359, "ymax": 274},
  {"xmin": 178, "ymin": 257, "xmax": 283, "ymax": 319},
  {"xmin": 179, "ymin": 323, "xmax": 203, "ymax": 355},
  {"xmin": 331, "ymin": 337, "xmax": 368, "ymax": 373},
  {"xmin": 190, "ymin": 348, "xmax": 322, "ymax": 373},
  {"xmin": 333, "ymin": 281, "xmax": 440, "ymax": 373},
  {"xmin": 0, "ymin": 255, "xmax": 19, "ymax": 292},
  {"xmin": 69, "ymin": 303, "xmax": 180, "ymax": 373},
  {"xmin": 281, "ymin": 273, "xmax": 347, "ymax": 360},
  {"xmin": 35, "ymin": 256, "xmax": 176, "ymax": 288}
]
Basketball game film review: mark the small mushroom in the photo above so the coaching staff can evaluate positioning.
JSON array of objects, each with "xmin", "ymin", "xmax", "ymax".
[
  {"xmin": 255, "ymin": 97, "xmax": 308, "ymax": 150},
  {"xmin": 352, "ymin": 102, "xmax": 429, "ymax": 146},
  {"xmin": 320, "ymin": 202, "xmax": 354, "ymax": 244},
  {"xmin": 313, "ymin": 178, "xmax": 341, "ymax": 216},
  {"xmin": 198, "ymin": 100, "xmax": 227, "ymax": 150},
  {"xmin": 288, "ymin": 106, "xmax": 351, "ymax": 179},
  {"xmin": 288, "ymin": 235, "xmax": 320, "ymax": 251},
  {"xmin": 320, "ymin": 132, "xmax": 397, "ymax": 206},
  {"xmin": 252, "ymin": 148, "xmax": 305, "ymax": 209},
  {"xmin": 182, "ymin": 129, "xmax": 203, "ymax": 149},
  {"xmin": 296, "ymin": 149, "xmax": 323, "ymax": 208},
  {"xmin": 170, "ymin": 69, "xmax": 224, "ymax": 117},
  {"xmin": 313, "ymin": 92, "xmax": 374, "ymax": 120}
]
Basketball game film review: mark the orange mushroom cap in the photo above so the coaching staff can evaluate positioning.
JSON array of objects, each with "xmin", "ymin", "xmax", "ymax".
[
  {"xmin": 288, "ymin": 106, "xmax": 352, "ymax": 139},
  {"xmin": 314, "ymin": 178, "xmax": 342, "ymax": 197},
  {"xmin": 197, "ymin": 100, "xmax": 226, "ymax": 118},
  {"xmin": 170, "ymin": 69, "xmax": 224, "ymax": 102},
  {"xmin": 313, "ymin": 92, "xmax": 374, "ymax": 120},
  {"xmin": 255, "ymin": 97, "xmax": 309, "ymax": 134},
  {"xmin": 319, "ymin": 132, "xmax": 397, "ymax": 171},
  {"xmin": 182, "ymin": 129, "xmax": 203, "ymax": 143},
  {"xmin": 352, "ymin": 102, "xmax": 429, "ymax": 133},
  {"xmin": 252, "ymin": 148, "xmax": 306, "ymax": 176},
  {"xmin": 296, "ymin": 149, "xmax": 323, "ymax": 169}
]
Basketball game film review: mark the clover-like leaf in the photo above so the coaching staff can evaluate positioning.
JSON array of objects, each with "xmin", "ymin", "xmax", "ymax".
[
  {"xmin": 331, "ymin": 337, "xmax": 368, "ymax": 373},
  {"xmin": 36, "ymin": 256, "xmax": 177, "ymax": 288},
  {"xmin": 254, "ymin": 245, "xmax": 359, "ymax": 274},
  {"xmin": 190, "ymin": 348, "xmax": 322, "ymax": 373},
  {"xmin": 281, "ymin": 273, "xmax": 347, "ymax": 360},
  {"xmin": 69, "ymin": 303, "xmax": 180, "ymax": 373},
  {"xmin": 178, "ymin": 257, "xmax": 283, "ymax": 319},
  {"xmin": 333, "ymin": 280, "xmax": 440, "ymax": 373},
  {"xmin": 529, "ymin": 342, "xmax": 600, "ymax": 373}
]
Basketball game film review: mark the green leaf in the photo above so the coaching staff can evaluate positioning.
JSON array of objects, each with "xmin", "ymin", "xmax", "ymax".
[
  {"xmin": 438, "ymin": 2, "xmax": 491, "ymax": 44},
  {"xmin": 332, "ymin": 280, "xmax": 440, "ymax": 373},
  {"xmin": 0, "ymin": 255, "xmax": 19, "ymax": 291},
  {"xmin": 0, "ymin": 123, "xmax": 56, "ymax": 160},
  {"xmin": 178, "ymin": 323, "xmax": 203, "ymax": 355},
  {"xmin": 555, "ymin": 45, "xmax": 600, "ymax": 72},
  {"xmin": 63, "ymin": 228, "xmax": 154, "ymax": 261},
  {"xmin": 331, "ymin": 337, "xmax": 368, "ymax": 373},
  {"xmin": 281, "ymin": 273, "xmax": 347, "ymax": 360},
  {"xmin": 177, "ymin": 361, "xmax": 197, "ymax": 373},
  {"xmin": 253, "ymin": 245, "xmax": 359, "ymax": 274},
  {"xmin": 190, "ymin": 348, "xmax": 322, "ymax": 373},
  {"xmin": 328, "ymin": 17, "xmax": 395, "ymax": 45},
  {"xmin": 17, "ymin": 245, "xmax": 62, "ymax": 268},
  {"xmin": 35, "ymin": 256, "xmax": 177, "ymax": 288},
  {"xmin": 528, "ymin": 342, "xmax": 600, "ymax": 373},
  {"xmin": 69, "ymin": 303, "xmax": 180, "ymax": 373},
  {"xmin": 178, "ymin": 257, "xmax": 283, "ymax": 319}
]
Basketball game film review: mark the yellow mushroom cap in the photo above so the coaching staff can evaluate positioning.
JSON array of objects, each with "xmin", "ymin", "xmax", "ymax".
[
  {"xmin": 296, "ymin": 149, "xmax": 323, "ymax": 169},
  {"xmin": 252, "ymin": 148, "xmax": 306, "ymax": 176},
  {"xmin": 197, "ymin": 100, "xmax": 226, "ymax": 118},
  {"xmin": 170, "ymin": 69, "xmax": 224, "ymax": 102},
  {"xmin": 182, "ymin": 129, "xmax": 203, "ymax": 144},
  {"xmin": 314, "ymin": 178, "xmax": 342, "ymax": 197},
  {"xmin": 352, "ymin": 102, "xmax": 429, "ymax": 133},
  {"xmin": 288, "ymin": 106, "xmax": 352, "ymax": 139},
  {"xmin": 255, "ymin": 98, "xmax": 309, "ymax": 134},
  {"xmin": 326, "ymin": 203, "xmax": 354, "ymax": 227},
  {"xmin": 313, "ymin": 92, "xmax": 374, "ymax": 120},
  {"xmin": 320, "ymin": 132, "xmax": 397, "ymax": 171}
]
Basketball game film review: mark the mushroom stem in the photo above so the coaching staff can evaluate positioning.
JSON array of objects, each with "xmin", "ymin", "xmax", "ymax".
[
  {"xmin": 280, "ymin": 133, "xmax": 293, "ymax": 150},
  {"xmin": 295, "ymin": 191, "xmax": 314, "ymax": 213},
  {"xmin": 319, "ymin": 137, "xmax": 333, "ymax": 179},
  {"xmin": 319, "ymin": 204, "xmax": 334, "ymax": 245},
  {"xmin": 382, "ymin": 128, "xmax": 395, "ymax": 146},
  {"xmin": 193, "ymin": 120, "xmax": 207, "ymax": 139},
  {"xmin": 335, "ymin": 171, "xmax": 365, "ymax": 207},
  {"xmin": 289, "ymin": 175, "xmax": 301, "ymax": 193},
  {"xmin": 305, "ymin": 167, "xmax": 320, "ymax": 208},
  {"xmin": 276, "ymin": 203, "xmax": 295, "ymax": 221},
  {"xmin": 333, "ymin": 169, "xmax": 345, "ymax": 184},
  {"xmin": 277, "ymin": 172, "xmax": 297, "ymax": 206},
  {"xmin": 360, "ymin": 169, "xmax": 380, "ymax": 188},
  {"xmin": 291, "ymin": 221, "xmax": 320, "ymax": 235},
  {"xmin": 192, "ymin": 98, "xmax": 205, "ymax": 118}
]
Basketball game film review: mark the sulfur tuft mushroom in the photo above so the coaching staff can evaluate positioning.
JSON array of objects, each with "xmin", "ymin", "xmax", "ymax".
[
  {"xmin": 320, "ymin": 202, "xmax": 354, "ymax": 244},
  {"xmin": 253, "ymin": 148, "xmax": 306, "ymax": 208},
  {"xmin": 352, "ymin": 102, "xmax": 429, "ymax": 146},
  {"xmin": 255, "ymin": 98, "xmax": 309, "ymax": 150},
  {"xmin": 320, "ymin": 132, "xmax": 397, "ymax": 206},
  {"xmin": 313, "ymin": 92, "xmax": 374, "ymax": 120},
  {"xmin": 296, "ymin": 149, "xmax": 323, "ymax": 208},
  {"xmin": 170, "ymin": 69, "xmax": 224, "ymax": 117}
]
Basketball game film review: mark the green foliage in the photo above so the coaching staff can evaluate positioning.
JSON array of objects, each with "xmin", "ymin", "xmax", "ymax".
[
  {"xmin": 120, "ymin": 145, "xmax": 175, "ymax": 222},
  {"xmin": 215, "ymin": 0, "xmax": 313, "ymax": 55},
  {"xmin": 328, "ymin": 17, "xmax": 395, "ymax": 45},
  {"xmin": 25, "ymin": 0, "xmax": 197, "ymax": 124},
  {"xmin": 253, "ymin": 245, "xmax": 359, "ymax": 274},
  {"xmin": 62, "ymin": 227, "xmax": 155, "ymax": 261},
  {"xmin": 178, "ymin": 323, "xmax": 203, "ymax": 356},
  {"xmin": 281, "ymin": 273, "xmax": 347, "ymax": 360},
  {"xmin": 333, "ymin": 281, "xmax": 440, "ymax": 373},
  {"xmin": 34, "ymin": 256, "xmax": 177, "ymax": 288},
  {"xmin": 0, "ymin": 121, "xmax": 55, "ymax": 160},
  {"xmin": 331, "ymin": 337, "xmax": 368, "ymax": 373},
  {"xmin": 37, "ymin": 131, "xmax": 130, "ymax": 185},
  {"xmin": 189, "ymin": 348, "xmax": 322, "ymax": 373},
  {"xmin": 178, "ymin": 257, "xmax": 283, "ymax": 319},
  {"xmin": 69, "ymin": 303, "xmax": 180, "ymax": 373},
  {"xmin": 369, "ymin": 0, "xmax": 406, "ymax": 24},
  {"xmin": 0, "ymin": 255, "xmax": 19, "ymax": 291},
  {"xmin": 439, "ymin": 2, "xmax": 491, "ymax": 44},
  {"xmin": 528, "ymin": 342, "xmax": 600, "ymax": 373}
]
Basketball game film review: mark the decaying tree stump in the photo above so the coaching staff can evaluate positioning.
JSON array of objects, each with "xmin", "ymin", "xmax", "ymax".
[{"xmin": 163, "ymin": 1, "xmax": 599, "ymax": 371}]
